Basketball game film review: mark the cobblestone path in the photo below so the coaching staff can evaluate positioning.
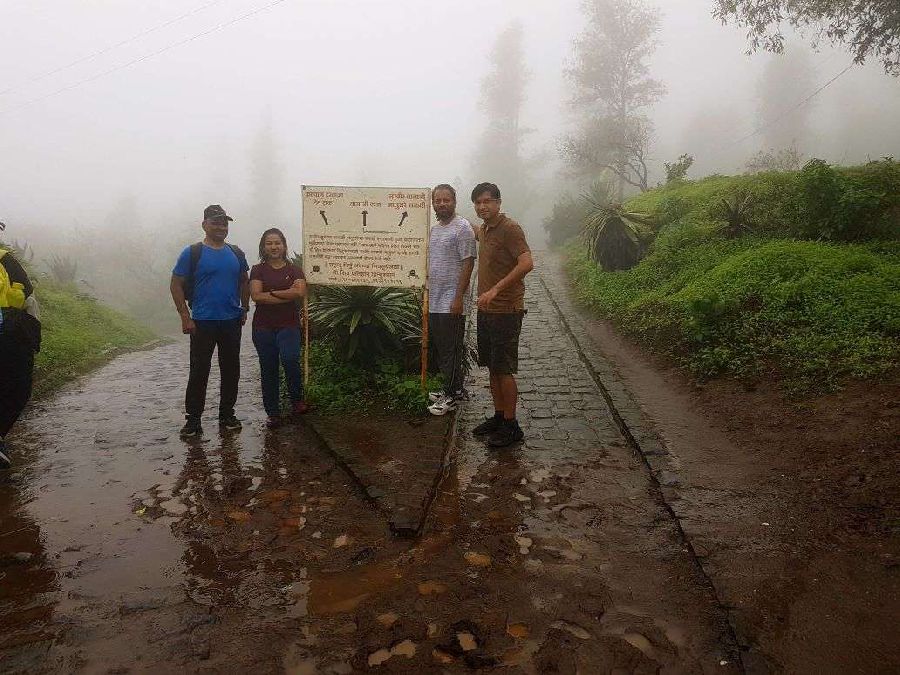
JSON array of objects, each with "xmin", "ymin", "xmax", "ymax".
[{"xmin": 410, "ymin": 255, "xmax": 744, "ymax": 672}]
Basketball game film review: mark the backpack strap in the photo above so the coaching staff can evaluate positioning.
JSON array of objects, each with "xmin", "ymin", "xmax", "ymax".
[
  {"xmin": 226, "ymin": 243, "xmax": 247, "ymax": 269},
  {"xmin": 184, "ymin": 242, "xmax": 203, "ymax": 306},
  {"xmin": 226, "ymin": 244, "xmax": 248, "ymax": 303},
  {"xmin": 189, "ymin": 242, "xmax": 203, "ymax": 277}
]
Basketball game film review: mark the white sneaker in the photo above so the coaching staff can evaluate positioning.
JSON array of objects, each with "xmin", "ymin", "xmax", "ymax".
[
  {"xmin": 428, "ymin": 394, "xmax": 459, "ymax": 416},
  {"xmin": 428, "ymin": 390, "xmax": 445, "ymax": 403}
]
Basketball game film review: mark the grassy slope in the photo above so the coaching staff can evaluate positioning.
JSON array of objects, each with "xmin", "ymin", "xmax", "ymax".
[
  {"xmin": 566, "ymin": 171, "xmax": 900, "ymax": 391},
  {"xmin": 33, "ymin": 282, "xmax": 156, "ymax": 396}
]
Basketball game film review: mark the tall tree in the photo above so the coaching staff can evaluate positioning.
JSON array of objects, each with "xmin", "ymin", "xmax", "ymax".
[
  {"xmin": 714, "ymin": 0, "xmax": 900, "ymax": 75},
  {"xmin": 560, "ymin": 0, "xmax": 666, "ymax": 197},
  {"xmin": 755, "ymin": 47, "xmax": 817, "ymax": 152},
  {"xmin": 471, "ymin": 21, "xmax": 534, "ymax": 216},
  {"xmin": 249, "ymin": 109, "xmax": 284, "ymax": 229}
]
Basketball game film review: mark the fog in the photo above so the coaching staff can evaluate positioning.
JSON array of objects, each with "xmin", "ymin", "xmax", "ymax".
[{"xmin": 2, "ymin": 0, "xmax": 898, "ymax": 324}]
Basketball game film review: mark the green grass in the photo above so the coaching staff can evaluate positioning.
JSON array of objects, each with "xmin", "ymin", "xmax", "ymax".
[
  {"xmin": 566, "ymin": 169, "xmax": 900, "ymax": 393},
  {"xmin": 34, "ymin": 281, "xmax": 157, "ymax": 396}
]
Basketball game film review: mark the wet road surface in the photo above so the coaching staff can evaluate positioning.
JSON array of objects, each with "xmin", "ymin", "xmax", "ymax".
[{"xmin": 2, "ymin": 263, "xmax": 748, "ymax": 673}]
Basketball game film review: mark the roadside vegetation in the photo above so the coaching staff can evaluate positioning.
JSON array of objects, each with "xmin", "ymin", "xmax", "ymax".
[
  {"xmin": 556, "ymin": 159, "xmax": 900, "ymax": 393},
  {"xmin": 1, "ymin": 242, "xmax": 157, "ymax": 397},
  {"xmin": 305, "ymin": 285, "xmax": 442, "ymax": 414},
  {"xmin": 34, "ymin": 281, "xmax": 157, "ymax": 395}
]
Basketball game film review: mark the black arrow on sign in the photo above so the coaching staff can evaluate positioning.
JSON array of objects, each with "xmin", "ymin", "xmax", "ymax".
[
  {"xmin": 319, "ymin": 210, "xmax": 329, "ymax": 226},
  {"xmin": 361, "ymin": 210, "xmax": 368, "ymax": 228},
  {"xmin": 397, "ymin": 211, "xmax": 408, "ymax": 227}
]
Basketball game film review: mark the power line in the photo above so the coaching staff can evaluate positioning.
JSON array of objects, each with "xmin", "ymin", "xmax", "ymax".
[
  {"xmin": 726, "ymin": 62, "xmax": 855, "ymax": 148},
  {"xmin": 0, "ymin": 0, "xmax": 230, "ymax": 98},
  {"xmin": 0, "ymin": 0, "xmax": 289, "ymax": 117}
]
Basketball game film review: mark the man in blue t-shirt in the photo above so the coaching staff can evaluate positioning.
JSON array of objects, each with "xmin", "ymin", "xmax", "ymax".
[{"xmin": 170, "ymin": 205, "xmax": 250, "ymax": 437}]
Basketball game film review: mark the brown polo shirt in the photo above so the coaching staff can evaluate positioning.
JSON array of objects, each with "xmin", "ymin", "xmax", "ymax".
[{"xmin": 477, "ymin": 213, "xmax": 530, "ymax": 313}]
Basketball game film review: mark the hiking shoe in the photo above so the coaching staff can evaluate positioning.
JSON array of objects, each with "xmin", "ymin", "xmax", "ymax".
[
  {"xmin": 428, "ymin": 394, "xmax": 458, "ymax": 416},
  {"xmin": 179, "ymin": 417, "xmax": 202, "ymax": 438},
  {"xmin": 0, "ymin": 439, "xmax": 10, "ymax": 470},
  {"xmin": 472, "ymin": 414, "xmax": 502, "ymax": 436},
  {"xmin": 488, "ymin": 420, "xmax": 524, "ymax": 448},
  {"xmin": 219, "ymin": 415, "xmax": 242, "ymax": 431},
  {"xmin": 428, "ymin": 390, "xmax": 445, "ymax": 403},
  {"xmin": 292, "ymin": 401, "xmax": 311, "ymax": 415}
]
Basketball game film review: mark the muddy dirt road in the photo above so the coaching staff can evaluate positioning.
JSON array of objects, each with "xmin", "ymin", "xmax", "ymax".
[{"xmin": 1, "ymin": 256, "xmax": 896, "ymax": 674}]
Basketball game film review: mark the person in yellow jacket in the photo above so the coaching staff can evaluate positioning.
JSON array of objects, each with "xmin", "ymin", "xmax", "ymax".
[{"xmin": 0, "ymin": 244, "xmax": 40, "ymax": 470}]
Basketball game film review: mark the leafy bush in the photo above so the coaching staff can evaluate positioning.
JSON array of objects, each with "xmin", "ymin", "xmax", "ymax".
[
  {"xmin": 542, "ymin": 181, "xmax": 611, "ymax": 247},
  {"xmin": 664, "ymin": 153, "xmax": 694, "ymax": 183},
  {"xmin": 715, "ymin": 192, "xmax": 755, "ymax": 238},
  {"xmin": 621, "ymin": 160, "xmax": 899, "ymax": 242},
  {"xmin": 799, "ymin": 158, "xmax": 900, "ymax": 241},
  {"xmin": 567, "ymin": 233, "xmax": 899, "ymax": 392},
  {"xmin": 305, "ymin": 341, "xmax": 440, "ymax": 414},
  {"xmin": 308, "ymin": 286, "xmax": 421, "ymax": 365},
  {"xmin": 582, "ymin": 204, "xmax": 653, "ymax": 271}
]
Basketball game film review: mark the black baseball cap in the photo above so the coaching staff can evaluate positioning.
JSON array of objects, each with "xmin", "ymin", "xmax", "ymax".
[{"xmin": 203, "ymin": 204, "xmax": 233, "ymax": 221}]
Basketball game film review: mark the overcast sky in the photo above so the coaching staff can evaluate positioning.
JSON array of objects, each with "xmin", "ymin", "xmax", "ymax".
[{"xmin": 2, "ymin": 0, "xmax": 898, "ymax": 253}]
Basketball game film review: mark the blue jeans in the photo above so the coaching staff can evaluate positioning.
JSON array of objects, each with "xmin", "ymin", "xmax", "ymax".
[{"xmin": 252, "ymin": 327, "xmax": 303, "ymax": 417}]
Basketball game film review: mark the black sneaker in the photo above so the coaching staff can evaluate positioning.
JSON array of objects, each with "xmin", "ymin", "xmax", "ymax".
[
  {"xmin": 0, "ymin": 439, "xmax": 10, "ymax": 470},
  {"xmin": 472, "ymin": 414, "xmax": 503, "ymax": 436},
  {"xmin": 219, "ymin": 415, "xmax": 242, "ymax": 431},
  {"xmin": 488, "ymin": 420, "xmax": 524, "ymax": 448},
  {"xmin": 180, "ymin": 417, "xmax": 202, "ymax": 438}
]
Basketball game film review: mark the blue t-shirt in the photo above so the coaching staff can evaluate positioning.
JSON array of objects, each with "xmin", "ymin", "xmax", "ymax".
[{"xmin": 173, "ymin": 244, "xmax": 248, "ymax": 321}]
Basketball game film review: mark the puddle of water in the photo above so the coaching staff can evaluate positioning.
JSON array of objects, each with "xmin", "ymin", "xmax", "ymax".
[
  {"xmin": 308, "ymin": 560, "xmax": 402, "ymax": 616},
  {"xmin": 286, "ymin": 574, "xmax": 310, "ymax": 619}
]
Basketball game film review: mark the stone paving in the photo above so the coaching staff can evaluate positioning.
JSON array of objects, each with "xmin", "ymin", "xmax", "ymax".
[{"xmin": 420, "ymin": 253, "xmax": 745, "ymax": 672}]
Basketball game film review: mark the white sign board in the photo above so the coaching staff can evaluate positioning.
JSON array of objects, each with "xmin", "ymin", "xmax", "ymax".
[{"xmin": 302, "ymin": 185, "xmax": 431, "ymax": 288}]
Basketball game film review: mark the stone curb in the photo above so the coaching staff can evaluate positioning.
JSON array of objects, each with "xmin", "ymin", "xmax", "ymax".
[{"xmin": 305, "ymin": 411, "xmax": 457, "ymax": 538}]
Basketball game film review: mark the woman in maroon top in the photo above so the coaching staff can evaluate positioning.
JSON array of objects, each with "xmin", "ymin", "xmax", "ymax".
[{"xmin": 249, "ymin": 228, "xmax": 308, "ymax": 427}]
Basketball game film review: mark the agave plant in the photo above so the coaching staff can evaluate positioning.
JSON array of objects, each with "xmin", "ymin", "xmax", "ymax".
[
  {"xmin": 309, "ymin": 285, "xmax": 421, "ymax": 364},
  {"xmin": 582, "ymin": 202, "xmax": 655, "ymax": 272},
  {"xmin": 717, "ymin": 192, "xmax": 755, "ymax": 238}
]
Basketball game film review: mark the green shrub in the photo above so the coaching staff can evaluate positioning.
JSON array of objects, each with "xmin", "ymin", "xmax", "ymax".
[
  {"xmin": 308, "ymin": 285, "xmax": 421, "ymax": 365},
  {"xmin": 543, "ymin": 181, "xmax": 612, "ymax": 247},
  {"xmin": 798, "ymin": 158, "xmax": 900, "ymax": 241},
  {"xmin": 609, "ymin": 161, "xmax": 899, "ymax": 243},
  {"xmin": 567, "ymin": 236, "xmax": 899, "ymax": 392},
  {"xmin": 305, "ymin": 341, "xmax": 441, "ymax": 414}
]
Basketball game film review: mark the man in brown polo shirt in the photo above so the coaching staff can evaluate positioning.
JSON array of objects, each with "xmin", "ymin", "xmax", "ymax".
[{"xmin": 470, "ymin": 182, "xmax": 534, "ymax": 447}]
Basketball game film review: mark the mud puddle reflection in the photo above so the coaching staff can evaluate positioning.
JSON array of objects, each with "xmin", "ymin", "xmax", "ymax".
[{"xmin": 0, "ymin": 341, "xmax": 392, "ymax": 672}]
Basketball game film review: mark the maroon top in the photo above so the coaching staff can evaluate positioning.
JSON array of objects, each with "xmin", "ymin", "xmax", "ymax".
[{"xmin": 250, "ymin": 262, "xmax": 305, "ymax": 329}]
